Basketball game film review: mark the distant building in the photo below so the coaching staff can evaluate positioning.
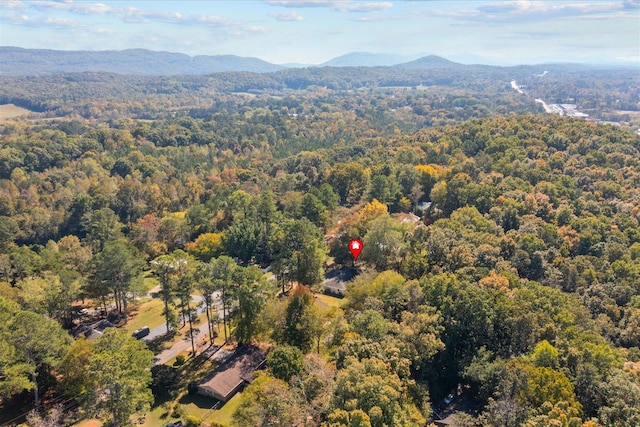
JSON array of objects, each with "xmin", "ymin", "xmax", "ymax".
[{"xmin": 197, "ymin": 346, "xmax": 267, "ymax": 402}]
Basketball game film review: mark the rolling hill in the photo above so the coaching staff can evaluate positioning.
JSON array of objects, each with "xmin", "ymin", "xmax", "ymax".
[{"xmin": 0, "ymin": 47, "xmax": 285, "ymax": 76}]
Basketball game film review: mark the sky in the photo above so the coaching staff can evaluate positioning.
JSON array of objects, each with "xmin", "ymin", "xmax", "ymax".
[{"xmin": 1, "ymin": 0, "xmax": 639, "ymax": 65}]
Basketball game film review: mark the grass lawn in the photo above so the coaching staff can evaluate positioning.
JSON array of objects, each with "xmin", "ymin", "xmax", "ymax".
[
  {"xmin": 179, "ymin": 393, "xmax": 219, "ymax": 418},
  {"xmin": 315, "ymin": 293, "xmax": 346, "ymax": 308},
  {"xmin": 142, "ymin": 401, "xmax": 172, "ymax": 427},
  {"xmin": 72, "ymin": 420, "xmax": 102, "ymax": 427},
  {"xmin": 204, "ymin": 392, "xmax": 243, "ymax": 426},
  {"xmin": 124, "ymin": 298, "xmax": 165, "ymax": 333},
  {"xmin": 143, "ymin": 275, "xmax": 159, "ymax": 293},
  {"xmin": 141, "ymin": 391, "xmax": 239, "ymax": 427}
]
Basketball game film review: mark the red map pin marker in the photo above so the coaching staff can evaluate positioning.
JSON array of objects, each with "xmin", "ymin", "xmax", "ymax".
[{"xmin": 348, "ymin": 238, "xmax": 363, "ymax": 261}]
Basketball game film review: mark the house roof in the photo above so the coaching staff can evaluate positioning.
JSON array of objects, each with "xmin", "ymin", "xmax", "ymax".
[
  {"xmin": 198, "ymin": 346, "xmax": 266, "ymax": 400},
  {"xmin": 435, "ymin": 415, "xmax": 461, "ymax": 426},
  {"xmin": 324, "ymin": 280, "xmax": 347, "ymax": 291},
  {"xmin": 323, "ymin": 267, "xmax": 357, "ymax": 291},
  {"xmin": 392, "ymin": 212, "xmax": 421, "ymax": 224},
  {"xmin": 71, "ymin": 320, "xmax": 114, "ymax": 340}
]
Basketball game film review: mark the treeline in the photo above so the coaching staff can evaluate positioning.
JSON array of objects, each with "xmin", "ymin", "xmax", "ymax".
[{"xmin": 1, "ymin": 64, "xmax": 637, "ymax": 120}]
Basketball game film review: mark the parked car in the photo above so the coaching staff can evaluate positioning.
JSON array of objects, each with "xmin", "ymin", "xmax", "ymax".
[
  {"xmin": 444, "ymin": 393, "xmax": 455, "ymax": 405},
  {"xmin": 166, "ymin": 422, "xmax": 183, "ymax": 427},
  {"xmin": 132, "ymin": 326, "xmax": 150, "ymax": 339}
]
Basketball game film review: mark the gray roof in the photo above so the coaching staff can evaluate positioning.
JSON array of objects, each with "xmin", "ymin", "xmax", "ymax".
[{"xmin": 198, "ymin": 346, "xmax": 266, "ymax": 401}]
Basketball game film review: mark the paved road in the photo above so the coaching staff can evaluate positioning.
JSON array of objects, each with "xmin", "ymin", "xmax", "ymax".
[
  {"xmin": 142, "ymin": 292, "xmax": 220, "ymax": 343},
  {"xmin": 137, "ymin": 288, "xmax": 226, "ymax": 365},
  {"xmin": 153, "ymin": 313, "xmax": 220, "ymax": 365}
]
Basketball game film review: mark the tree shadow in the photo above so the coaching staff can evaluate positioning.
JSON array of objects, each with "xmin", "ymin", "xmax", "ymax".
[
  {"xmin": 178, "ymin": 393, "xmax": 219, "ymax": 410},
  {"xmin": 147, "ymin": 330, "xmax": 177, "ymax": 354}
]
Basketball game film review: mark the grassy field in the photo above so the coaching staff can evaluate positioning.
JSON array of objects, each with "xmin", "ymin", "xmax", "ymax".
[
  {"xmin": 140, "ymin": 391, "xmax": 240, "ymax": 427},
  {"xmin": 206, "ymin": 392, "xmax": 242, "ymax": 426},
  {"xmin": 179, "ymin": 393, "xmax": 219, "ymax": 418},
  {"xmin": 0, "ymin": 104, "xmax": 32, "ymax": 120},
  {"xmin": 142, "ymin": 400, "xmax": 172, "ymax": 427},
  {"xmin": 315, "ymin": 293, "xmax": 346, "ymax": 308},
  {"xmin": 123, "ymin": 298, "xmax": 166, "ymax": 333}
]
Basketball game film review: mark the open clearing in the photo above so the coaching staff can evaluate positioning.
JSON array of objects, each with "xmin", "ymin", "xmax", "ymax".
[
  {"xmin": 315, "ymin": 293, "xmax": 346, "ymax": 308},
  {"xmin": 0, "ymin": 104, "xmax": 33, "ymax": 120},
  {"xmin": 123, "ymin": 298, "xmax": 166, "ymax": 334}
]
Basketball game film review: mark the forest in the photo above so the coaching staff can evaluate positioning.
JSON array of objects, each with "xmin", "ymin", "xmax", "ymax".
[{"xmin": 0, "ymin": 65, "xmax": 639, "ymax": 427}]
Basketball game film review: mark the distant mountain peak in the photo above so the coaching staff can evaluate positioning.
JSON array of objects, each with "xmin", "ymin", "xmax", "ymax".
[
  {"xmin": 320, "ymin": 52, "xmax": 425, "ymax": 67},
  {"xmin": 395, "ymin": 55, "xmax": 461, "ymax": 69}
]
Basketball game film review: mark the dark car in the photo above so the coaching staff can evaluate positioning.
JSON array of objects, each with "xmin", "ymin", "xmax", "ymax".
[
  {"xmin": 132, "ymin": 326, "xmax": 150, "ymax": 339},
  {"xmin": 166, "ymin": 421, "xmax": 183, "ymax": 427}
]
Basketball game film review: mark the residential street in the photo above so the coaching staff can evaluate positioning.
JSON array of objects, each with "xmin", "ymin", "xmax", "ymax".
[{"xmin": 140, "ymin": 286, "xmax": 226, "ymax": 364}]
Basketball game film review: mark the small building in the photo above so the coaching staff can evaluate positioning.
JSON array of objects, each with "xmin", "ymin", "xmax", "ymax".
[{"xmin": 197, "ymin": 346, "xmax": 266, "ymax": 402}]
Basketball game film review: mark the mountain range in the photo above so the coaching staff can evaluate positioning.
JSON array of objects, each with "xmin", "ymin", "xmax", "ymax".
[
  {"xmin": 1, "ymin": 47, "xmax": 636, "ymax": 76},
  {"xmin": 0, "ymin": 47, "xmax": 285, "ymax": 76}
]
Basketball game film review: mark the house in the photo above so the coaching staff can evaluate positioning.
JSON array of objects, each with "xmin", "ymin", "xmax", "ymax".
[
  {"xmin": 322, "ymin": 267, "xmax": 357, "ymax": 297},
  {"xmin": 71, "ymin": 319, "xmax": 114, "ymax": 340},
  {"xmin": 197, "ymin": 346, "xmax": 267, "ymax": 402},
  {"xmin": 391, "ymin": 212, "xmax": 421, "ymax": 225},
  {"xmin": 324, "ymin": 279, "xmax": 347, "ymax": 297}
]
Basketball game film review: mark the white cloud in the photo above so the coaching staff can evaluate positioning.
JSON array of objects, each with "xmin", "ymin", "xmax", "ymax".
[
  {"xmin": 3, "ymin": 13, "xmax": 30, "ymax": 23},
  {"xmin": 335, "ymin": 1, "xmax": 392, "ymax": 13},
  {"xmin": 266, "ymin": 0, "xmax": 345, "ymax": 7},
  {"xmin": 0, "ymin": 0, "xmax": 26, "ymax": 10},
  {"xmin": 76, "ymin": 3, "xmax": 111, "ymax": 15},
  {"xmin": 1, "ymin": 11, "xmax": 86, "ymax": 28},
  {"xmin": 430, "ymin": 1, "xmax": 631, "ymax": 23},
  {"xmin": 3, "ymin": 2, "xmax": 266, "ymax": 39},
  {"xmin": 91, "ymin": 27, "xmax": 115, "ymax": 34},
  {"xmin": 111, "ymin": 7, "xmax": 187, "ymax": 24},
  {"xmin": 43, "ymin": 16, "xmax": 83, "ymax": 27},
  {"xmin": 266, "ymin": 0, "xmax": 392, "ymax": 13},
  {"xmin": 270, "ymin": 11, "xmax": 304, "ymax": 21},
  {"xmin": 192, "ymin": 15, "xmax": 233, "ymax": 26}
]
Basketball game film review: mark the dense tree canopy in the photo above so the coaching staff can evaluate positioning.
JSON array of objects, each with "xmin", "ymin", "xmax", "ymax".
[{"xmin": 1, "ymin": 65, "xmax": 639, "ymax": 426}]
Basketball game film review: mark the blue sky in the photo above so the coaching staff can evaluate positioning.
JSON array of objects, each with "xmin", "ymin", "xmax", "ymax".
[{"xmin": 1, "ymin": 0, "xmax": 638, "ymax": 65}]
